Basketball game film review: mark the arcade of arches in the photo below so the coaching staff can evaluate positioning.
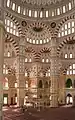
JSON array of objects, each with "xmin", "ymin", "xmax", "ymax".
[{"xmin": 0, "ymin": 0, "xmax": 75, "ymax": 119}]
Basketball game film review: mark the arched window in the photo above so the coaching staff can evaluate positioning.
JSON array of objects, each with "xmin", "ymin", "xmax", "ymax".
[
  {"xmin": 58, "ymin": 20, "xmax": 75, "ymax": 37},
  {"xmin": 70, "ymin": 53, "xmax": 72, "ymax": 58},
  {"xmin": 3, "ymin": 77, "xmax": 9, "ymax": 90},
  {"xmin": 40, "ymin": 11, "xmax": 43, "ymax": 18},
  {"xmin": 18, "ymin": 6, "xmax": 20, "ymax": 13},
  {"xmin": 38, "ymin": 80, "xmax": 42, "ymax": 88},
  {"xmin": 25, "ymin": 72, "xmax": 28, "ymax": 76},
  {"xmin": 29, "ymin": 58, "xmax": 32, "ymax": 62},
  {"xmin": 66, "ymin": 78, "xmax": 72, "ymax": 88},
  {"xmin": 15, "ymin": 82, "xmax": 17, "ymax": 88},
  {"xmin": 42, "ymin": 59, "xmax": 44, "ymax": 62},
  {"xmin": 44, "ymin": 81, "xmax": 48, "ymax": 88},
  {"xmin": 25, "ymin": 81, "xmax": 28, "ymax": 88},
  {"xmin": 46, "ymin": 59, "xmax": 49, "ymax": 63},
  {"xmin": 3, "ymin": 64, "xmax": 8, "ymax": 75},
  {"xmin": 12, "ymin": 3, "xmax": 15, "ymax": 11},
  {"xmin": 29, "ymin": 10, "xmax": 31, "ymax": 17},
  {"xmin": 63, "ymin": 6, "xmax": 66, "ymax": 13},
  {"xmin": 23, "ymin": 9, "xmax": 26, "ymax": 15},
  {"xmin": 34, "ymin": 11, "xmax": 37, "ymax": 18},
  {"xmin": 66, "ymin": 94, "xmax": 73, "ymax": 104},
  {"xmin": 25, "ymin": 58, "xmax": 28, "ymax": 62},
  {"xmin": 74, "ymin": 80, "xmax": 75, "ymax": 88},
  {"xmin": 46, "ymin": 11, "xmax": 48, "ymax": 17},
  {"xmin": 52, "ymin": 11, "xmax": 54, "ymax": 16},
  {"xmin": 46, "ymin": 69, "xmax": 50, "ymax": 77},
  {"xmin": 7, "ymin": 0, "xmax": 10, "ymax": 7},
  {"xmin": 65, "ymin": 54, "xmax": 68, "ymax": 58},
  {"xmin": 67, "ymin": 64, "xmax": 75, "ymax": 75},
  {"xmin": 49, "ymin": 81, "xmax": 51, "ymax": 87},
  {"xmin": 5, "ymin": 17, "xmax": 19, "ymax": 36},
  {"xmin": 69, "ymin": 2, "xmax": 72, "ymax": 10},
  {"xmin": 7, "ymin": 51, "xmax": 11, "ymax": 57},
  {"xmin": 57, "ymin": 8, "xmax": 60, "ymax": 15}
]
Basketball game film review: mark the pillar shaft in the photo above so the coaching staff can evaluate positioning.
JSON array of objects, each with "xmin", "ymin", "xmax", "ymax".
[
  {"xmin": 16, "ymin": 46, "xmax": 25, "ymax": 107},
  {"xmin": 0, "ymin": 23, "xmax": 5, "ymax": 119},
  {"xmin": 50, "ymin": 37, "xmax": 59, "ymax": 107},
  {"xmin": 17, "ymin": 73, "xmax": 25, "ymax": 106},
  {"xmin": 59, "ymin": 73, "xmax": 66, "ymax": 105}
]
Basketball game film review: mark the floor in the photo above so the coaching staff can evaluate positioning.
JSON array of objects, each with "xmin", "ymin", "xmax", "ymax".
[{"xmin": 3, "ymin": 105, "xmax": 75, "ymax": 120}]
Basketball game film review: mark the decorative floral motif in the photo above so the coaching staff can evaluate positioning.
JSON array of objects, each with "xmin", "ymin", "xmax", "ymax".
[{"xmin": 21, "ymin": 0, "xmax": 62, "ymax": 6}]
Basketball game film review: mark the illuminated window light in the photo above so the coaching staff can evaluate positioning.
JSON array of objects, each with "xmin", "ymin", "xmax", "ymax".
[
  {"xmin": 70, "ymin": 70, "xmax": 72, "ymax": 75},
  {"xmin": 49, "ymin": 73, "xmax": 50, "ymax": 76},
  {"xmin": 65, "ymin": 24, "xmax": 67, "ymax": 29},
  {"xmin": 42, "ymin": 59, "xmax": 44, "ymax": 62},
  {"xmin": 6, "ymin": 69, "xmax": 8, "ymax": 74},
  {"xmin": 46, "ymin": 11, "xmax": 48, "ymax": 17},
  {"xmin": 23, "ymin": 9, "xmax": 26, "ymax": 15},
  {"xmin": 70, "ymin": 53, "xmax": 72, "ymax": 58},
  {"xmin": 25, "ymin": 58, "xmax": 27, "ymax": 62},
  {"xmin": 29, "ymin": 58, "xmax": 31, "ymax": 62},
  {"xmin": 7, "ymin": 0, "xmax": 10, "ymax": 7},
  {"xmin": 72, "ymin": 21, "xmax": 74, "ymax": 27},
  {"xmin": 15, "ymin": 97, "xmax": 17, "ymax": 103},
  {"xmin": 62, "ymin": 32, "xmax": 64, "ymax": 36},
  {"xmin": 4, "ymin": 97, "xmax": 8, "ymax": 104},
  {"xmin": 10, "ymin": 29, "xmax": 13, "ymax": 34},
  {"xmin": 18, "ymin": 6, "xmax": 20, "ymax": 13},
  {"xmin": 57, "ymin": 8, "xmax": 60, "ymax": 15},
  {"xmin": 34, "ymin": 11, "xmax": 37, "ymax": 17},
  {"xmin": 52, "ymin": 11, "xmax": 54, "ymax": 16},
  {"xmin": 67, "ymin": 71, "xmax": 69, "ymax": 75},
  {"xmin": 58, "ymin": 33, "xmax": 60, "ymax": 37},
  {"xmin": 73, "ymin": 70, "xmax": 75, "ymax": 74},
  {"xmin": 11, "ymin": 22, "xmax": 13, "ymax": 27},
  {"xmin": 15, "ymin": 83, "xmax": 17, "ymax": 88},
  {"xmin": 68, "ymin": 22, "xmax": 70, "ymax": 28},
  {"xmin": 65, "ymin": 54, "xmax": 68, "ymax": 58},
  {"xmin": 25, "ymin": 72, "xmax": 27, "ymax": 77},
  {"xmin": 25, "ymin": 81, "xmax": 28, "ymax": 88},
  {"xmin": 40, "ymin": 11, "xmax": 43, "ymax": 18},
  {"xmin": 70, "ymin": 66, "xmax": 72, "ymax": 69},
  {"xmin": 7, "ymin": 51, "xmax": 11, "ymax": 57},
  {"xmin": 69, "ymin": 2, "xmax": 71, "ymax": 10},
  {"xmin": 33, "ymin": 40, "xmax": 35, "ymax": 44},
  {"xmin": 72, "ymin": 28, "xmax": 74, "ymax": 33},
  {"xmin": 68, "ymin": 29, "xmax": 71, "ymax": 34},
  {"xmin": 29, "ymin": 10, "xmax": 31, "ymax": 17},
  {"xmin": 12, "ymin": 3, "xmax": 15, "ymax": 11},
  {"xmin": 46, "ymin": 59, "xmax": 49, "ymax": 63},
  {"xmin": 73, "ymin": 64, "xmax": 75, "ymax": 69},
  {"xmin": 63, "ymin": 6, "xmax": 66, "ymax": 13},
  {"xmin": 7, "ymin": 27, "xmax": 9, "ymax": 32},
  {"xmin": 40, "ymin": 40, "xmax": 42, "ymax": 44}
]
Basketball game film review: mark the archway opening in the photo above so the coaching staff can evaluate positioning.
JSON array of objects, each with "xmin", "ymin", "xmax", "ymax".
[
  {"xmin": 38, "ymin": 80, "xmax": 42, "ymax": 88},
  {"xmin": 66, "ymin": 78, "xmax": 72, "ymax": 88},
  {"xmin": 66, "ymin": 94, "xmax": 73, "ymax": 104}
]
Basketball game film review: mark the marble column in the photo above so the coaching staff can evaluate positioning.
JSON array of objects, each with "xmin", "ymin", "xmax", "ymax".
[
  {"xmin": 0, "ymin": 0, "xmax": 5, "ymax": 118},
  {"xmin": 17, "ymin": 73, "xmax": 25, "ymax": 107},
  {"xmin": 0, "ymin": 19, "xmax": 5, "ymax": 120},
  {"xmin": 50, "ymin": 37, "xmax": 59, "ymax": 107},
  {"xmin": 59, "ymin": 72, "xmax": 66, "ymax": 105},
  {"xmin": 16, "ymin": 45, "xmax": 25, "ymax": 107}
]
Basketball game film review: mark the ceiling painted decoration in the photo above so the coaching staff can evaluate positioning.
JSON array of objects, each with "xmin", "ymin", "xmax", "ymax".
[{"xmin": 21, "ymin": 0, "xmax": 62, "ymax": 6}]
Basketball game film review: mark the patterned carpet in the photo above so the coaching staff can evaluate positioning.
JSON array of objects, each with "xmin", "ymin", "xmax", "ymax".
[{"xmin": 3, "ymin": 105, "xmax": 75, "ymax": 120}]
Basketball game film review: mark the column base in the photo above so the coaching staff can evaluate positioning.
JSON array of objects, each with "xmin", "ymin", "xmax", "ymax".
[{"xmin": 50, "ymin": 94, "xmax": 58, "ymax": 108}]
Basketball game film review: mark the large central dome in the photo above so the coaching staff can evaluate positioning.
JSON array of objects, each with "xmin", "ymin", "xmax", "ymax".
[{"xmin": 21, "ymin": 0, "xmax": 62, "ymax": 6}]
